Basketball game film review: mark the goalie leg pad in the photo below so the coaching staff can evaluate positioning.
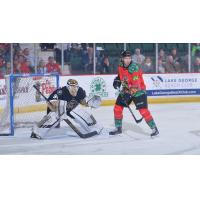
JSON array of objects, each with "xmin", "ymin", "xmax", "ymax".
[
  {"xmin": 70, "ymin": 109, "xmax": 97, "ymax": 132},
  {"xmin": 32, "ymin": 112, "xmax": 60, "ymax": 138},
  {"xmin": 87, "ymin": 95, "xmax": 102, "ymax": 108},
  {"xmin": 56, "ymin": 100, "xmax": 67, "ymax": 116}
]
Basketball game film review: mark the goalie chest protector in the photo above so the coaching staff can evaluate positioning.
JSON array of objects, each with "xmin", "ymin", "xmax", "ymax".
[{"xmin": 48, "ymin": 86, "xmax": 86, "ymax": 111}]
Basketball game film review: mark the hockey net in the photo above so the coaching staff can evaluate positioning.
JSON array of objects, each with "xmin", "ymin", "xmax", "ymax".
[{"xmin": 0, "ymin": 74, "xmax": 59, "ymax": 136}]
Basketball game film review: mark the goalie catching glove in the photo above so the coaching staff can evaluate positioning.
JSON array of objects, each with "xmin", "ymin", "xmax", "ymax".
[{"xmin": 86, "ymin": 95, "xmax": 102, "ymax": 108}]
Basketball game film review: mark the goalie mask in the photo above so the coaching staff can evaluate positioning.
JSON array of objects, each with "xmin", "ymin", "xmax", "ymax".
[{"xmin": 67, "ymin": 79, "xmax": 79, "ymax": 97}]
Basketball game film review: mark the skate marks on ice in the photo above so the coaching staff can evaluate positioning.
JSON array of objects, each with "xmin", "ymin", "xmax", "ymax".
[
  {"xmin": 167, "ymin": 143, "xmax": 200, "ymax": 155},
  {"xmin": 0, "ymin": 125, "xmax": 151, "ymax": 154},
  {"xmin": 190, "ymin": 130, "xmax": 200, "ymax": 137},
  {"xmin": 123, "ymin": 122, "xmax": 150, "ymax": 139},
  {"xmin": 165, "ymin": 130, "xmax": 200, "ymax": 155}
]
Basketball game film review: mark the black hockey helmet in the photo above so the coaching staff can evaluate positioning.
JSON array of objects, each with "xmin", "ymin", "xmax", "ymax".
[
  {"xmin": 121, "ymin": 50, "xmax": 132, "ymax": 58},
  {"xmin": 121, "ymin": 51, "xmax": 132, "ymax": 68}
]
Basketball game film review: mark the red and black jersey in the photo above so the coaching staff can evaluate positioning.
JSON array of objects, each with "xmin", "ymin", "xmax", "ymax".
[{"xmin": 117, "ymin": 62, "xmax": 146, "ymax": 91}]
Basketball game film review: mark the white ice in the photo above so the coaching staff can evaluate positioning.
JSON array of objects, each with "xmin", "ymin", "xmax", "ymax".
[{"xmin": 0, "ymin": 103, "xmax": 200, "ymax": 155}]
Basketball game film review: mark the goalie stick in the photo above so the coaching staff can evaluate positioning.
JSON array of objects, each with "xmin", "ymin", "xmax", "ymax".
[{"xmin": 33, "ymin": 85, "xmax": 98, "ymax": 139}]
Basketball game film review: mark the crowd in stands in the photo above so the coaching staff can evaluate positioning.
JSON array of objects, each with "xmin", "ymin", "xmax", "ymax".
[
  {"xmin": 158, "ymin": 47, "xmax": 188, "ymax": 73},
  {"xmin": 13, "ymin": 44, "xmax": 35, "ymax": 74},
  {"xmin": 191, "ymin": 43, "xmax": 200, "ymax": 72},
  {"xmin": 62, "ymin": 43, "xmax": 94, "ymax": 74},
  {"xmin": 0, "ymin": 44, "xmax": 11, "ymax": 78},
  {"xmin": 96, "ymin": 44, "xmax": 188, "ymax": 74},
  {"xmin": 0, "ymin": 43, "xmax": 200, "ymax": 78},
  {"xmin": 13, "ymin": 44, "xmax": 61, "ymax": 74},
  {"xmin": 37, "ymin": 56, "xmax": 61, "ymax": 74}
]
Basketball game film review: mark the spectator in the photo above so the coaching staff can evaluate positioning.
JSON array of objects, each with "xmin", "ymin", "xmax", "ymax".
[
  {"xmin": 95, "ymin": 48, "xmax": 105, "ymax": 73},
  {"xmin": 16, "ymin": 50, "xmax": 24, "ymax": 57},
  {"xmin": 87, "ymin": 44, "xmax": 94, "ymax": 64},
  {"xmin": 158, "ymin": 59, "xmax": 165, "ymax": 73},
  {"xmin": 158, "ymin": 48, "xmax": 167, "ymax": 64},
  {"xmin": 45, "ymin": 56, "xmax": 61, "ymax": 74},
  {"xmin": 0, "ymin": 56, "xmax": 6, "ymax": 78},
  {"xmin": 18, "ymin": 54, "xmax": 25, "ymax": 64},
  {"xmin": 82, "ymin": 47, "xmax": 89, "ymax": 72},
  {"xmin": 132, "ymin": 48, "xmax": 145, "ymax": 65},
  {"xmin": 165, "ymin": 55, "xmax": 181, "ymax": 73},
  {"xmin": 192, "ymin": 43, "xmax": 200, "ymax": 57},
  {"xmin": 142, "ymin": 57, "xmax": 154, "ymax": 73},
  {"xmin": 23, "ymin": 48, "xmax": 34, "ymax": 67},
  {"xmin": 13, "ymin": 55, "xmax": 32, "ymax": 74},
  {"xmin": 71, "ymin": 43, "xmax": 81, "ymax": 55},
  {"xmin": 87, "ymin": 59, "xmax": 93, "ymax": 72},
  {"xmin": 54, "ymin": 44, "xmax": 61, "ymax": 65},
  {"xmin": 6, "ymin": 62, "xmax": 11, "ymax": 75},
  {"xmin": 19, "ymin": 59, "xmax": 32, "ymax": 74},
  {"xmin": 0, "ymin": 44, "xmax": 10, "ymax": 62},
  {"xmin": 13, "ymin": 58, "xmax": 20, "ymax": 73},
  {"xmin": 192, "ymin": 57, "xmax": 200, "ymax": 72},
  {"xmin": 0, "ymin": 55, "xmax": 5, "ymax": 67},
  {"xmin": 172, "ymin": 47, "xmax": 186, "ymax": 72},
  {"xmin": 158, "ymin": 49, "xmax": 167, "ymax": 73},
  {"xmin": 182, "ymin": 54, "xmax": 189, "ymax": 72},
  {"xmin": 85, "ymin": 45, "xmax": 94, "ymax": 73},
  {"xmin": 170, "ymin": 48, "xmax": 181, "ymax": 65},
  {"xmin": 37, "ymin": 59, "xmax": 47, "ymax": 73},
  {"xmin": 13, "ymin": 43, "xmax": 21, "ymax": 53},
  {"xmin": 0, "ymin": 44, "xmax": 11, "ymax": 77},
  {"xmin": 100, "ymin": 55, "xmax": 110, "ymax": 74},
  {"xmin": 64, "ymin": 44, "xmax": 71, "ymax": 64}
]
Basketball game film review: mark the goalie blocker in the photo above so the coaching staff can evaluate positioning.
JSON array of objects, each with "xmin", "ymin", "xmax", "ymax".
[{"xmin": 31, "ymin": 79, "xmax": 102, "ymax": 139}]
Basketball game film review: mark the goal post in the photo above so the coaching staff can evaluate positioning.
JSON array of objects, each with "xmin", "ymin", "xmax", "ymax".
[{"xmin": 0, "ymin": 73, "xmax": 59, "ymax": 136}]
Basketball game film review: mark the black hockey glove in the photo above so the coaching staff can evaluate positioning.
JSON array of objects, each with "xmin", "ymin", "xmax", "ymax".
[{"xmin": 113, "ymin": 76, "xmax": 121, "ymax": 89}]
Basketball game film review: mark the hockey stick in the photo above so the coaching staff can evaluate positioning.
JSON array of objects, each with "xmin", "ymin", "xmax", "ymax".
[
  {"xmin": 124, "ymin": 101, "xmax": 143, "ymax": 123},
  {"xmin": 117, "ymin": 88, "xmax": 143, "ymax": 124},
  {"xmin": 33, "ymin": 85, "xmax": 98, "ymax": 139},
  {"xmin": 63, "ymin": 118, "xmax": 97, "ymax": 139}
]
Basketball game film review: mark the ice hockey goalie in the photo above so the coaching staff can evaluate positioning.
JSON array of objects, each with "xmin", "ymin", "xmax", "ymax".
[{"xmin": 31, "ymin": 79, "xmax": 102, "ymax": 139}]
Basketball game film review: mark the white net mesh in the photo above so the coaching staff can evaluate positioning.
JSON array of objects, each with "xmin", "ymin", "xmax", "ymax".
[
  {"xmin": 0, "ymin": 74, "xmax": 58, "ymax": 135},
  {"xmin": 0, "ymin": 77, "xmax": 11, "ymax": 134}
]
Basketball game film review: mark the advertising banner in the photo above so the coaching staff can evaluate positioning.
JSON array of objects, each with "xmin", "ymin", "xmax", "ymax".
[{"xmin": 1, "ymin": 73, "xmax": 200, "ymax": 108}]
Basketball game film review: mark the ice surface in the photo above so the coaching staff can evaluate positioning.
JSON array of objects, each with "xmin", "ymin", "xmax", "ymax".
[{"xmin": 1, "ymin": 103, "xmax": 200, "ymax": 155}]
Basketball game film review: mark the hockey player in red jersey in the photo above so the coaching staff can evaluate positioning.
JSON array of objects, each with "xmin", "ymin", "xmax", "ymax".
[{"xmin": 109, "ymin": 50, "xmax": 159, "ymax": 137}]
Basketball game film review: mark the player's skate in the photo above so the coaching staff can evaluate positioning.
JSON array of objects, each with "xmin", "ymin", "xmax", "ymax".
[
  {"xmin": 30, "ymin": 132, "xmax": 42, "ymax": 139},
  {"xmin": 151, "ymin": 127, "xmax": 159, "ymax": 137},
  {"xmin": 109, "ymin": 127, "xmax": 122, "ymax": 135},
  {"xmin": 30, "ymin": 126, "xmax": 42, "ymax": 139}
]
